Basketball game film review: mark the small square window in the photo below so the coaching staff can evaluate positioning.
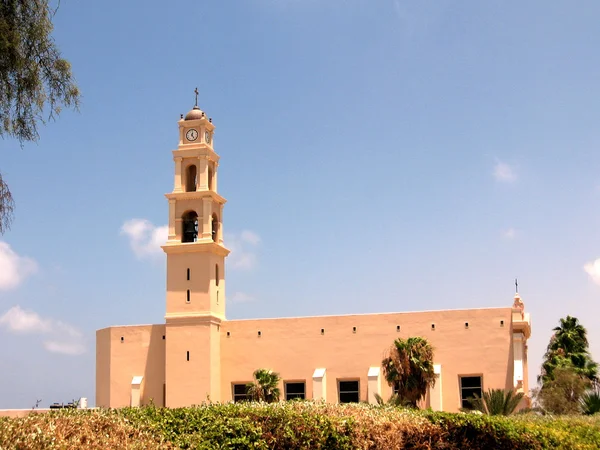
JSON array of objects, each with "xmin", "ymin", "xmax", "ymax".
[
  {"xmin": 465, "ymin": 322, "xmax": 469, "ymax": 329},
  {"xmin": 233, "ymin": 383, "xmax": 250, "ymax": 402},
  {"xmin": 460, "ymin": 376, "xmax": 482, "ymax": 409},
  {"xmin": 226, "ymin": 331, "xmax": 231, "ymax": 337},
  {"xmin": 320, "ymin": 328, "xmax": 325, "ymax": 335},
  {"xmin": 285, "ymin": 382, "xmax": 306, "ymax": 400},
  {"xmin": 339, "ymin": 380, "xmax": 360, "ymax": 403},
  {"xmin": 162, "ymin": 335, "xmax": 165, "ymax": 340},
  {"xmin": 396, "ymin": 325, "xmax": 400, "ymax": 332},
  {"xmin": 500, "ymin": 320, "xmax": 504, "ymax": 327},
  {"xmin": 431, "ymin": 323, "xmax": 436, "ymax": 330},
  {"xmin": 352, "ymin": 326, "xmax": 357, "ymax": 333},
  {"xmin": 257, "ymin": 331, "xmax": 261, "ymax": 337}
]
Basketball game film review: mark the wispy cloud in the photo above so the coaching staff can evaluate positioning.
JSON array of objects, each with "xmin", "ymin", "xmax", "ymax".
[
  {"xmin": 0, "ymin": 242, "xmax": 37, "ymax": 291},
  {"xmin": 493, "ymin": 160, "xmax": 517, "ymax": 183},
  {"xmin": 227, "ymin": 230, "xmax": 261, "ymax": 271},
  {"xmin": 584, "ymin": 258, "xmax": 600, "ymax": 286},
  {"xmin": 229, "ymin": 292, "xmax": 255, "ymax": 304},
  {"xmin": 0, "ymin": 305, "xmax": 86, "ymax": 355},
  {"xmin": 502, "ymin": 228, "xmax": 518, "ymax": 240},
  {"xmin": 120, "ymin": 219, "xmax": 168, "ymax": 259}
]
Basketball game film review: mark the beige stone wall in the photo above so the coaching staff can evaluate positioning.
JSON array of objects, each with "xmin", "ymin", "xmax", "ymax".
[
  {"xmin": 221, "ymin": 307, "xmax": 514, "ymax": 412},
  {"xmin": 95, "ymin": 324, "xmax": 165, "ymax": 408},
  {"xmin": 97, "ymin": 307, "xmax": 521, "ymax": 411}
]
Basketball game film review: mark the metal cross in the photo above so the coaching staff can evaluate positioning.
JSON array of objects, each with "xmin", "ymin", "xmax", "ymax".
[
  {"xmin": 194, "ymin": 87, "xmax": 199, "ymax": 107},
  {"xmin": 515, "ymin": 278, "xmax": 519, "ymax": 293}
]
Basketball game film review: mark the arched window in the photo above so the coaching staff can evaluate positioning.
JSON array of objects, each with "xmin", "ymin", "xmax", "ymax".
[
  {"xmin": 208, "ymin": 166, "xmax": 214, "ymax": 191},
  {"xmin": 211, "ymin": 214, "xmax": 219, "ymax": 242},
  {"xmin": 182, "ymin": 211, "xmax": 198, "ymax": 243},
  {"xmin": 185, "ymin": 165, "xmax": 197, "ymax": 192},
  {"xmin": 215, "ymin": 264, "xmax": 219, "ymax": 286}
]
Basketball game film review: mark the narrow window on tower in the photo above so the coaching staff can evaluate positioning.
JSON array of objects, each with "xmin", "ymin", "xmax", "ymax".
[
  {"xmin": 186, "ymin": 351, "xmax": 190, "ymax": 361},
  {"xmin": 215, "ymin": 264, "xmax": 219, "ymax": 286},
  {"xmin": 186, "ymin": 289, "xmax": 191, "ymax": 303},
  {"xmin": 185, "ymin": 165, "xmax": 197, "ymax": 192},
  {"xmin": 211, "ymin": 214, "xmax": 219, "ymax": 242},
  {"xmin": 187, "ymin": 268, "xmax": 190, "ymax": 281}
]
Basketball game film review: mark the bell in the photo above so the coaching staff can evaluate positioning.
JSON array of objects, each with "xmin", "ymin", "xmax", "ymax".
[{"xmin": 183, "ymin": 220, "xmax": 198, "ymax": 242}]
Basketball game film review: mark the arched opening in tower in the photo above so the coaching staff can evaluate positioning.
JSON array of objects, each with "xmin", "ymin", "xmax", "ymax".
[
  {"xmin": 185, "ymin": 165, "xmax": 197, "ymax": 192},
  {"xmin": 182, "ymin": 211, "xmax": 199, "ymax": 243},
  {"xmin": 211, "ymin": 214, "xmax": 219, "ymax": 242}
]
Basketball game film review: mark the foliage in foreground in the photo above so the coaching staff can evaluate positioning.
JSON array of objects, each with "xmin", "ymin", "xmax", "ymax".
[
  {"xmin": 470, "ymin": 388, "xmax": 524, "ymax": 416},
  {"xmin": 2, "ymin": 402, "xmax": 600, "ymax": 449}
]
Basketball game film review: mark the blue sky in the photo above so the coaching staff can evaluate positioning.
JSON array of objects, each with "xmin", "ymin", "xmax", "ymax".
[{"xmin": 1, "ymin": 0, "xmax": 600, "ymax": 408}]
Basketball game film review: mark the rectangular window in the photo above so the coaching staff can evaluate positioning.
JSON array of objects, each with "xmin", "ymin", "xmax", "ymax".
[
  {"xmin": 187, "ymin": 268, "xmax": 190, "ymax": 281},
  {"xmin": 460, "ymin": 376, "xmax": 482, "ymax": 409},
  {"xmin": 338, "ymin": 380, "xmax": 360, "ymax": 403},
  {"xmin": 285, "ymin": 382, "xmax": 306, "ymax": 400},
  {"xmin": 232, "ymin": 383, "xmax": 249, "ymax": 403}
]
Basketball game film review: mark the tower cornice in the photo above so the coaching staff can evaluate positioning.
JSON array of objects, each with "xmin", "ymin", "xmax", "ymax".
[
  {"xmin": 161, "ymin": 240, "xmax": 230, "ymax": 257},
  {"xmin": 173, "ymin": 147, "xmax": 220, "ymax": 162},
  {"xmin": 165, "ymin": 191, "xmax": 226, "ymax": 204},
  {"xmin": 165, "ymin": 312, "xmax": 225, "ymax": 325}
]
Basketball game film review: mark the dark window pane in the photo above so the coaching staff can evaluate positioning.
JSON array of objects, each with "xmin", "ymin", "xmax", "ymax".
[
  {"xmin": 286, "ymin": 383, "xmax": 305, "ymax": 395},
  {"xmin": 234, "ymin": 384, "xmax": 247, "ymax": 396},
  {"xmin": 339, "ymin": 381, "xmax": 359, "ymax": 392},
  {"xmin": 339, "ymin": 392, "xmax": 360, "ymax": 403},
  {"xmin": 461, "ymin": 377, "xmax": 481, "ymax": 389},
  {"xmin": 287, "ymin": 393, "xmax": 305, "ymax": 400}
]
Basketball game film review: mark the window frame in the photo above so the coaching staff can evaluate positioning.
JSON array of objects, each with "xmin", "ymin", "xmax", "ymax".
[
  {"xmin": 338, "ymin": 379, "xmax": 360, "ymax": 404},
  {"xmin": 284, "ymin": 381, "xmax": 306, "ymax": 401},
  {"xmin": 459, "ymin": 375, "xmax": 483, "ymax": 409}
]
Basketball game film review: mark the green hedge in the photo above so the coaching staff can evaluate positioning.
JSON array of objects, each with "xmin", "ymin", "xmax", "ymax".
[{"xmin": 1, "ymin": 402, "xmax": 599, "ymax": 449}]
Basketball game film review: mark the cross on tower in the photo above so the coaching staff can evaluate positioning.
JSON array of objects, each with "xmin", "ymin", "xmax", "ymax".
[
  {"xmin": 515, "ymin": 278, "xmax": 519, "ymax": 293},
  {"xmin": 194, "ymin": 87, "xmax": 199, "ymax": 107}
]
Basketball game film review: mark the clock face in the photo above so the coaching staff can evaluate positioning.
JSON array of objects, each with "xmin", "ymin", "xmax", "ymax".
[
  {"xmin": 186, "ymin": 129, "xmax": 198, "ymax": 141},
  {"xmin": 205, "ymin": 131, "xmax": 211, "ymax": 144}
]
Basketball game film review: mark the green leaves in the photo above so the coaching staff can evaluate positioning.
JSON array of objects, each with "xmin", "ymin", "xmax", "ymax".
[
  {"xmin": 381, "ymin": 336, "xmax": 436, "ymax": 407},
  {"xmin": 246, "ymin": 369, "xmax": 281, "ymax": 403},
  {"xmin": 470, "ymin": 389, "xmax": 525, "ymax": 416}
]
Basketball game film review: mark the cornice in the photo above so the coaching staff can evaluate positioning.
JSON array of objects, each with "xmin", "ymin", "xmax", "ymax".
[
  {"xmin": 164, "ymin": 190, "xmax": 226, "ymax": 204},
  {"xmin": 172, "ymin": 146, "xmax": 220, "ymax": 162},
  {"xmin": 161, "ymin": 241, "xmax": 230, "ymax": 257},
  {"xmin": 164, "ymin": 312, "xmax": 225, "ymax": 326}
]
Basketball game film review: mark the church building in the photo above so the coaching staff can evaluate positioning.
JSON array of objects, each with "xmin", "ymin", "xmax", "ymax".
[{"xmin": 95, "ymin": 100, "xmax": 532, "ymax": 411}]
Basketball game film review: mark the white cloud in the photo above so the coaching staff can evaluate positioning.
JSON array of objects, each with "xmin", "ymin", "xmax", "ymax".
[
  {"xmin": 43, "ymin": 340, "xmax": 86, "ymax": 356},
  {"xmin": 227, "ymin": 230, "xmax": 261, "ymax": 271},
  {"xmin": 502, "ymin": 228, "xmax": 517, "ymax": 240},
  {"xmin": 120, "ymin": 219, "xmax": 168, "ymax": 259},
  {"xmin": 229, "ymin": 292, "xmax": 255, "ymax": 304},
  {"xmin": 493, "ymin": 160, "xmax": 517, "ymax": 183},
  {"xmin": 0, "ymin": 305, "xmax": 85, "ymax": 355},
  {"xmin": 584, "ymin": 259, "xmax": 600, "ymax": 286},
  {"xmin": 0, "ymin": 242, "xmax": 37, "ymax": 290},
  {"xmin": 0, "ymin": 306, "xmax": 51, "ymax": 333}
]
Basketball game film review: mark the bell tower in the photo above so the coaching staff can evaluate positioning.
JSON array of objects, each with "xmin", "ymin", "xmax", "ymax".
[{"xmin": 161, "ymin": 92, "xmax": 229, "ymax": 407}]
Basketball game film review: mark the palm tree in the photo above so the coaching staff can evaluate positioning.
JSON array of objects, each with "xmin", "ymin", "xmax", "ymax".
[
  {"xmin": 381, "ymin": 336, "xmax": 436, "ymax": 408},
  {"xmin": 580, "ymin": 388, "xmax": 600, "ymax": 415},
  {"xmin": 539, "ymin": 316, "xmax": 598, "ymax": 384},
  {"xmin": 246, "ymin": 369, "xmax": 281, "ymax": 403},
  {"xmin": 470, "ymin": 388, "xmax": 524, "ymax": 416}
]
